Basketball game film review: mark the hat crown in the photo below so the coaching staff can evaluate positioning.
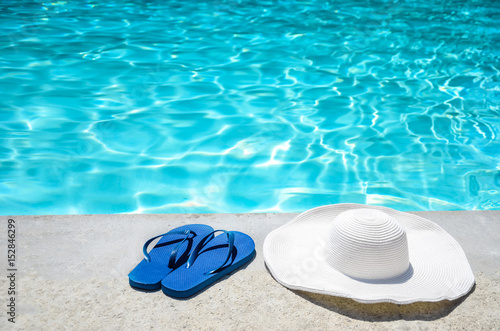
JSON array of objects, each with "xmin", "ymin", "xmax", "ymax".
[{"xmin": 326, "ymin": 208, "xmax": 410, "ymax": 280}]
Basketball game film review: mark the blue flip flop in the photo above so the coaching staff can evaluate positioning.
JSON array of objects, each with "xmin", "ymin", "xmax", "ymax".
[
  {"xmin": 128, "ymin": 224, "xmax": 214, "ymax": 290},
  {"xmin": 161, "ymin": 230, "xmax": 256, "ymax": 298}
]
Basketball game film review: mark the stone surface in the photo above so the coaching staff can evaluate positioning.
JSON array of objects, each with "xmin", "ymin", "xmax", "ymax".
[{"xmin": 0, "ymin": 210, "xmax": 499, "ymax": 330}]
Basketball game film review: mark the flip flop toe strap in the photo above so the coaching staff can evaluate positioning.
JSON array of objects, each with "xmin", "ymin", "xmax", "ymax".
[
  {"xmin": 186, "ymin": 230, "xmax": 235, "ymax": 275},
  {"xmin": 142, "ymin": 230, "xmax": 195, "ymax": 268}
]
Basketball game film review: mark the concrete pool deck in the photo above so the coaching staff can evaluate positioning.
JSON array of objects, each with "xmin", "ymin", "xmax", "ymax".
[{"xmin": 0, "ymin": 210, "xmax": 499, "ymax": 330}]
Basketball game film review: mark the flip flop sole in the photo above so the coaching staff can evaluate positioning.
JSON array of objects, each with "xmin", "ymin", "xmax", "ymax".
[
  {"xmin": 161, "ymin": 231, "xmax": 256, "ymax": 298},
  {"xmin": 128, "ymin": 224, "xmax": 214, "ymax": 290}
]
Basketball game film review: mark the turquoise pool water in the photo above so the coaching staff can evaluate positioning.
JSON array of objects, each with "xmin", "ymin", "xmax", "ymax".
[{"xmin": 1, "ymin": 0, "xmax": 499, "ymax": 215}]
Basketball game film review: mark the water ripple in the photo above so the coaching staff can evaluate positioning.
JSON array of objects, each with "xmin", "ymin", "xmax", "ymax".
[{"xmin": 1, "ymin": 0, "xmax": 499, "ymax": 215}]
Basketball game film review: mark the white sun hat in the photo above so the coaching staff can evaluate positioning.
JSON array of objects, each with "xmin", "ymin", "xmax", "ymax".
[{"xmin": 263, "ymin": 204, "xmax": 475, "ymax": 304}]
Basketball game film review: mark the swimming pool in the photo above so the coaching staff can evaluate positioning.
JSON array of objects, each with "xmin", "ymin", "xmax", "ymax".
[{"xmin": 1, "ymin": 0, "xmax": 499, "ymax": 215}]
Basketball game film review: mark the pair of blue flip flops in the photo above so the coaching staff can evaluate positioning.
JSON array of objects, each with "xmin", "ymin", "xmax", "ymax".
[{"xmin": 128, "ymin": 224, "xmax": 256, "ymax": 298}]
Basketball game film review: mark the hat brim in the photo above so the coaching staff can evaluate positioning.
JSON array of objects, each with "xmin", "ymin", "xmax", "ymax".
[{"xmin": 263, "ymin": 204, "xmax": 475, "ymax": 304}]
